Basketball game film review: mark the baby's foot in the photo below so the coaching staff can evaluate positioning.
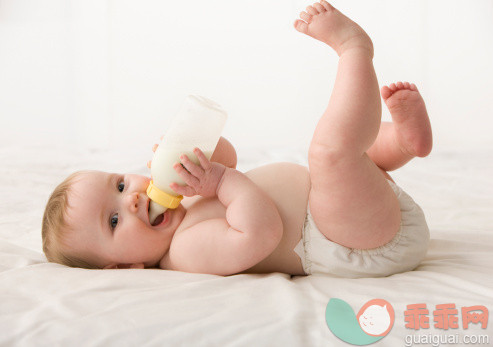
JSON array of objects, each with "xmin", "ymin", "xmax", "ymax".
[
  {"xmin": 381, "ymin": 82, "xmax": 433, "ymax": 158},
  {"xmin": 294, "ymin": 0, "xmax": 373, "ymax": 57}
]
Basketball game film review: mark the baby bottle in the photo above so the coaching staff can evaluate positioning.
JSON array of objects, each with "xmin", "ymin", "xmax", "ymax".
[{"xmin": 147, "ymin": 95, "xmax": 228, "ymax": 224}]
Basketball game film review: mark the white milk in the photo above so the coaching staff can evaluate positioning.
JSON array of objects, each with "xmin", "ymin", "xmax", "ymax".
[{"xmin": 148, "ymin": 95, "xmax": 227, "ymax": 224}]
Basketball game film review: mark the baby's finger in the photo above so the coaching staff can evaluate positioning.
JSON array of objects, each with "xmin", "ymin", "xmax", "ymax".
[
  {"xmin": 147, "ymin": 160, "xmax": 151, "ymax": 169},
  {"xmin": 169, "ymin": 182, "xmax": 196, "ymax": 197},
  {"xmin": 173, "ymin": 162, "xmax": 200, "ymax": 187},
  {"xmin": 180, "ymin": 154, "xmax": 204, "ymax": 178},
  {"xmin": 193, "ymin": 148, "xmax": 212, "ymax": 170},
  {"xmin": 152, "ymin": 144, "xmax": 158, "ymax": 152}
]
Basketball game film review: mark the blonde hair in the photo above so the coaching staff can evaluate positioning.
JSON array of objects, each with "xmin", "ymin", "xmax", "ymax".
[{"xmin": 41, "ymin": 171, "xmax": 99, "ymax": 269}]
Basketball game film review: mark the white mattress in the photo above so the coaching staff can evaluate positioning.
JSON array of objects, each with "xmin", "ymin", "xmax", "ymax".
[{"xmin": 1, "ymin": 145, "xmax": 492, "ymax": 346}]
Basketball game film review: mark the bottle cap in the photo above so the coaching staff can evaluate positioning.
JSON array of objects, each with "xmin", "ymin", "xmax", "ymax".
[{"xmin": 146, "ymin": 180, "xmax": 183, "ymax": 209}]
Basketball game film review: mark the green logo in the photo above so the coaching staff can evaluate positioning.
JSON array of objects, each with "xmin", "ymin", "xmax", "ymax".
[{"xmin": 325, "ymin": 298, "xmax": 395, "ymax": 345}]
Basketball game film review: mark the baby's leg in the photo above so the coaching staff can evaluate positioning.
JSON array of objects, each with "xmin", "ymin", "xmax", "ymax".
[
  {"xmin": 367, "ymin": 82, "xmax": 433, "ymax": 171},
  {"xmin": 295, "ymin": 1, "xmax": 401, "ymax": 250}
]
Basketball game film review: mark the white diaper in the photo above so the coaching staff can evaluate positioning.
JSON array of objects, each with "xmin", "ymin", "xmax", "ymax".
[{"xmin": 294, "ymin": 180, "xmax": 430, "ymax": 277}]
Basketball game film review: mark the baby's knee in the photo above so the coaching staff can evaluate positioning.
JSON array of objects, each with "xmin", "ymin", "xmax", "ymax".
[{"xmin": 308, "ymin": 142, "xmax": 362, "ymax": 172}]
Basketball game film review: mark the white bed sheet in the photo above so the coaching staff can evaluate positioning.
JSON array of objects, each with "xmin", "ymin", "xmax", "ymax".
[{"xmin": 1, "ymin": 145, "xmax": 492, "ymax": 346}]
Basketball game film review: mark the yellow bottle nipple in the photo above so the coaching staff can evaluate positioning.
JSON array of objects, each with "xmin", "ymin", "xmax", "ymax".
[{"xmin": 146, "ymin": 180, "xmax": 183, "ymax": 209}]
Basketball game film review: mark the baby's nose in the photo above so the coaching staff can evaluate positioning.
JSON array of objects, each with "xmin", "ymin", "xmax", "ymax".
[{"xmin": 125, "ymin": 192, "xmax": 140, "ymax": 213}]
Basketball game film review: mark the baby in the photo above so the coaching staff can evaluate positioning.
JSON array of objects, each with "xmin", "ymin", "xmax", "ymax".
[{"xmin": 42, "ymin": 1, "xmax": 432, "ymax": 277}]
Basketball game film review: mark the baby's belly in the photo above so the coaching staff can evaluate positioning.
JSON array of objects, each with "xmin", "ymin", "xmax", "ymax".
[{"xmin": 241, "ymin": 163, "xmax": 311, "ymax": 275}]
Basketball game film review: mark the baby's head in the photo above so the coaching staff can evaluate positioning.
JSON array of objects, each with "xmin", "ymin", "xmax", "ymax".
[{"xmin": 42, "ymin": 170, "xmax": 186, "ymax": 269}]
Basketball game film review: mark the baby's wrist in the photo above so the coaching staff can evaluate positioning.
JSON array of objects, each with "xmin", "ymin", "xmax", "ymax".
[
  {"xmin": 215, "ymin": 166, "xmax": 230, "ymax": 197},
  {"xmin": 215, "ymin": 168, "xmax": 258, "ymax": 207}
]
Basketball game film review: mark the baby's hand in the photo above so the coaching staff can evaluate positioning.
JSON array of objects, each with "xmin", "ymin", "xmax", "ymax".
[{"xmin": 170, "ymin": 148, "xmax": 226, "ymax": 198}]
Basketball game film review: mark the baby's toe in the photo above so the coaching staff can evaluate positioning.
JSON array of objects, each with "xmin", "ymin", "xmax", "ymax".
[
  {"xmin": 294, "ymin": 19, "xmax": 309, "ymax": 34},
  {"xmin": 320, "ymin": 0, "xmax": 334, "ymax": 11},
  {"xmin": 306, "ymin": 5, "xmax": 318, "ymax": 15},
  {"xmin": 313, "ymin": 2, "xmax": 326, "ymax": 13},
  {"xmin": 381, "ymin": 86, "xmax": 393, "ymax": 100},
  {"xmin": 299, "ymin": 11, "xmax": 312, "ymax": 24}
]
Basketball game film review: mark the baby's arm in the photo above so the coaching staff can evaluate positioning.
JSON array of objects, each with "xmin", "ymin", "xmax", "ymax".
[
  {"xmin": 168, "ymin": 149, "xmax": 283, "ymax": 275},
  {"xmin": 211, "ymin": 136, "xmax": 237, "ymax": 169}
]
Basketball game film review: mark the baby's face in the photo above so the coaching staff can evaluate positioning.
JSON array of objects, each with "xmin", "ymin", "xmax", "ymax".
[{"xmin": 64, "ymin": 171, "xmax": 186, "ymax": 269}]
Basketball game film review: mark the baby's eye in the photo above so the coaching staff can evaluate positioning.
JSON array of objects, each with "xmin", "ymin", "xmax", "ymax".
[
  {"xmin": 118, "ymin": 181, "xmax": 125, "ymax": 193},
  {"xmin": 110, "ymin": 213, "xmax": 119, "ymax": 229}
]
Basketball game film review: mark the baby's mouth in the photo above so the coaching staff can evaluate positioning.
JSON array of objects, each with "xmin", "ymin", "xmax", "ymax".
[
  {"xmin": 147, "ymin": 199, "xmax": 165, "ymax": 227},
  {"xmin": 151, "ymin": 213, "xmax": 165, "ymax": 226}
]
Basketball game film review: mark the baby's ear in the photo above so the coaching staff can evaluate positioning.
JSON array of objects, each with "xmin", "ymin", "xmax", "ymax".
[{"xmin": 103, "ymin": 263, "xmax": 145, "ymax": 269}]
